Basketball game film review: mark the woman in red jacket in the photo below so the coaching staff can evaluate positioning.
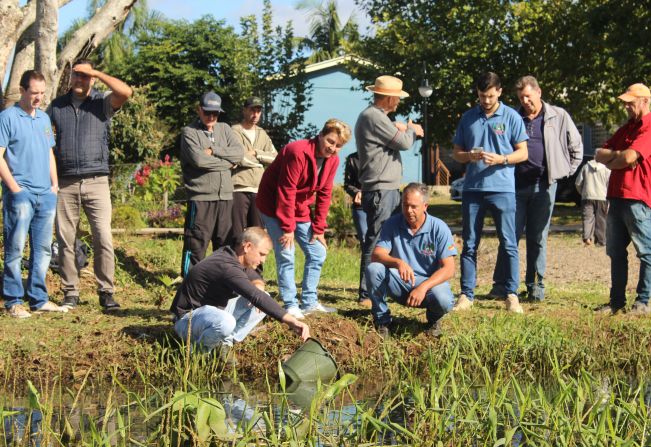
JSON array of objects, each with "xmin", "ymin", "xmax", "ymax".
[{"xmin": 257, "ymin": 119, "xmax": 352, "ymax": 319}]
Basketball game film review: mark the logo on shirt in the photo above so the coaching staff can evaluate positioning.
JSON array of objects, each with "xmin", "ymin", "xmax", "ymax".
[
  {"xmin": 420, "ymin": 243, "xmax": 436, "ymax": 256},
  {"xmin": 447, "ymin": 243, "xmax": 455, "ymax": 251},
  {"xmin": 492, "ymin": 123, "xmax": 506, "ymax": 135},
  {"xmin": 45, "ymin": 126, "xmax": 52, "ymax": 137}
]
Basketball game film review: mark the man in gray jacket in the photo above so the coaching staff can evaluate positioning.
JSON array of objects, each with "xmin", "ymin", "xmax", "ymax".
[
  {"xmin": 355, "ymin": 75, "xmax": 424, "ymax": 307},
  {"xmin": 180, "ymin": 92, "xmax": 244, "ymax": 276},
  {"xmin": 492, "ymin": 76, "xmax": 583, "ymax": 301}
]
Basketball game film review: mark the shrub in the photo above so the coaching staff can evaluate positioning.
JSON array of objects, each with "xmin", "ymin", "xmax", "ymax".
[{"xmin": 113, "ymin": 205, "xmax": 146, "ymax": 230}]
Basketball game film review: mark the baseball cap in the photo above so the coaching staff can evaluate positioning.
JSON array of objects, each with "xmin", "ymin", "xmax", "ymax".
[
  {"xmin": 200, "ymin": 91, "xmax": 224, "ymax": 112},
  {"xmin": 617, "ymin": 83, "xmax": 651, "ymax": 102},
  {"xmin": 244, "ymin": 96, "xmax": 264, "ymax": 108}
]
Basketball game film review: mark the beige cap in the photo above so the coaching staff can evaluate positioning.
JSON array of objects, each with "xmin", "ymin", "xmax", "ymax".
[{"xmin": 617, "ymin": 83, "xmax": 651, "ymax": 102}]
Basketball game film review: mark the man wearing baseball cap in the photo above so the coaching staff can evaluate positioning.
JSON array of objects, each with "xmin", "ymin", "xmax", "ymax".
[
  {"xmin": 595, "ymin": 83, "xmax": 651, "ymax": 315},
  {"xmin": 179, "ymin": 91, "xmax": 244, "ymax": 276},
  {"xmin": 355, "ymin": 75, "xmax": 424, "ymax": 310},
  {"xmin": 229, "ymin": 96, "xmax": 277, "ymax": 247}
]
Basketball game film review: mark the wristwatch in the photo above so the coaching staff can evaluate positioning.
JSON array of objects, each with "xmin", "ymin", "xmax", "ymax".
[{"xmin": 502, "ymin": 155, "xmax": 509, "ymax": 165}]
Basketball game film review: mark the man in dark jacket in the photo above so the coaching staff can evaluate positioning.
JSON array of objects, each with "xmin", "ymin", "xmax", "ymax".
[
  {"xmin": 171, "ymin": 227, "xmax": 310, "ymax": 353},
  {"xmin": 48, "ymin": 59, "xmax": 132, "ymax": 310},
  {"xmin": 179, "ymin": 91, "xmax": 243, "ymax": 276}
]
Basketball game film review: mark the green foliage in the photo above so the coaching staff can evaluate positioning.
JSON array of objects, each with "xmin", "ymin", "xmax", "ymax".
[
  {"xmin": 110, "ymin": 85, "xmax": 173, "ymax": 163},
  {"xmin": 296, "ymin": 0, "xmax": 360, "ymax": 63},
  {"xmin": 133, "ymin": 156, "xmax": 181, "ymax": 203},
  {"xmin": 326, "ymin": 185, "xmax": 355, "ymax": 242},
  {"xmin": 351, "ymin": 0, "xmax": 651, "ymax": 145},
  {"xmin": 112, "ymin": 205, "xmax": 145, "ymax": 230}
]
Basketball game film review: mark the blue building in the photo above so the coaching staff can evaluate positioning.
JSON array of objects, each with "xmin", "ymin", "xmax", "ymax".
[{"xmin": 298, "ymin": 56, "xmax": 424, "ymax": 184}]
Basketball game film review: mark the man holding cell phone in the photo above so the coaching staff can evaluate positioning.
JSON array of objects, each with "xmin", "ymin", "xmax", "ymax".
[{"xmin": 451, "ymin": 72, "xmax": 529, "ymax": 314}]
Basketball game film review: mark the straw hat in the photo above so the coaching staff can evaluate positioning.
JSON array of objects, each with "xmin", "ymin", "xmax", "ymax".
[{"xmin": 365, "ymin": 75, "xmax": 409, "ymax": 98}]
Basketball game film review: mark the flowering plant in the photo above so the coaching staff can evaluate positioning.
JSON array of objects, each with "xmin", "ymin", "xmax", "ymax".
[{"xmin": 133, "ymin": 155, "xmax": 181, "ymax": 208}]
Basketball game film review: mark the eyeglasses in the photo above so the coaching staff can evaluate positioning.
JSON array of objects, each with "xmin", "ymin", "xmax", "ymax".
[{"xmin": 201, "ymin": 109, "xmax": 220, "ymax": 117}]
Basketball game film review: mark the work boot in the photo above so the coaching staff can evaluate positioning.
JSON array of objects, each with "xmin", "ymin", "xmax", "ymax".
[
  {"xmin": 426, "ymin": 320, "xmax": 443, "ymax": 338},
  {"xmin": 452, "ymin": 294, "xmax": 473, "ymax": 311},
  {"xmin": 99, "ymin": 292, "xmax": 121, "ymax": 310},
  {"xmin": 358, "ymin": 297, "xmax": 372, "ymax": 308},
  {"xmin": 62, "ymin": 295, "xmax": 79, "ymax": 309},
  {"xmin": 505, "ymin": 294, "xmax": 524, "ymax": 314}
]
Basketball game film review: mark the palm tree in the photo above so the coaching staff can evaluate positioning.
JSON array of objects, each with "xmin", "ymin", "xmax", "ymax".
[{"xmin": 295, "ymin": 0, "xmax": 360, "ymax": 63}]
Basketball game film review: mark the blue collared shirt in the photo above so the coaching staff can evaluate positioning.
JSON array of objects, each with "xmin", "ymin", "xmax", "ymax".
[
  {"xmin": 0, "ymin": 104, "xmax": 55, "ymax": 193},
  {"xmin": 453, "ymin": 103, "xmax": 528, "ymax": 193},
  {"xmin": 377, "ymin": 213, "xmax": 457, "ymax": 278}
]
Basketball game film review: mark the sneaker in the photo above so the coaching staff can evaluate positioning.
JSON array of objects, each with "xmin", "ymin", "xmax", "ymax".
[
  {"xmin": 7, "ymin": 304, "xmax": 31, "ymax": 319},
  {"xmin": 33, "ymin": 301, "xmax": 69, "ymax": 313},
  {"xmin": 595, "ymin": 303, "xmax": 625, "ymax": 315},
  {"xmin": 62, "ymin": 295, "xmax": 79, "ymax": 308},
  {"xmin": 358, "ymin": 297, "xmax": 372, "ymax": 308},
  {"xmin": 376, "ymin": 324, "xmax": 390, "ymax": 340},
  {"xmin": 286, "ymin": 306, "xmax": 305, "ymax": 320},
  {"xmin": 426, "ymin": 320, "xmax": 443, "ymax": 338},
  {"xmin": 452, "ymin": 294, "xmax": 473, "ymax": 311},
  {"xmin": 629, "ymin": 301, "xmax": 651, "ymax": 316},
  {"xmin": 505, "ymin": 294, "xmax": 524, "ymax": 314},
  {"xmin": 99, "ymin": 292, "xmax": 121, "ymax": 310},
  {"xmin": 303, "ymin": 302, "xmax": 337, "ymax": 315}
]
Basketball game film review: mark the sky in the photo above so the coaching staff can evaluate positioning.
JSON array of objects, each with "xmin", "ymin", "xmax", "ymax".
[{"xmin": 58, "ymin": 0, "xmax": 370, "ymax": 38}]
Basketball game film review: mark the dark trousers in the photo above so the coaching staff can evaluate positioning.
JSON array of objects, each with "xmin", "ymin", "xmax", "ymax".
[
  {"xmin": 229, "ymin": 191, "xmax": 263, "ymax": 245},
  {"xmin": 358, "ymin": 189, "xmax": 401, "ymax": 300},
  {"xmin": 181, "ymin": 199, "xmax": 233, "ymax": 276},
  {"xmin": 582, "ymin": 199, "xmax": 608, "ymax": 245}
]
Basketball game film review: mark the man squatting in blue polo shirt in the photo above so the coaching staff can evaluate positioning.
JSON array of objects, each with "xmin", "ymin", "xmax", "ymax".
[
  {"xmin": 366, "ymin": 182, "xmax": 457, "ymax": 338},
  {"xmin": 451, "ymin": 72, "xmax": 529, "ymax": 314}
]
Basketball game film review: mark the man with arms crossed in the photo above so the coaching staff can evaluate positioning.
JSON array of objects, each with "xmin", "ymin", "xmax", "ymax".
[
  {"xmin": 595, "ymin": 83, "xmax": 651, "ymax": 315},
  {"xmin": 452, "ymin": 72, "xmax": 528, "ymax": 313}
]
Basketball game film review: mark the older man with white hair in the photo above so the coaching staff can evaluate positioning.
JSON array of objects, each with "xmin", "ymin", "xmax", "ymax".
[{"xmin": 355, "ymin": 75, "xmax": 424, "ymax": 308}]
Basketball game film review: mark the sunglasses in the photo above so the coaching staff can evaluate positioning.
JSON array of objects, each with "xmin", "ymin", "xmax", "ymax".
[{"xmin": 201, "ymin": 109, "xmax": 220, "ymax": 117}]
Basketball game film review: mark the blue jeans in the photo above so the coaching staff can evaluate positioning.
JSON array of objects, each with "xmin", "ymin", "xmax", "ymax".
[
  {"xmin": 461, "ymin": 191, "xmax": 519, "ymax": 299},
  {"xmin": 606, "ymin": 199, "xmax": 651, "ymax": 307},
  {"xmin": 352, "ymin": 206, "xmax": 368, "ymax": 247},
  {"xmin": 360, "ymin": 190, "xmax": 401, "ymax": 300},
  {"xmin": 261, "ymin": 213, "xmax": 327, "ymax": 310},
  {"xmin": 2, "ymin": 189, "xmax": 57, "ymax": 310},
  {"xmin": 366, "ymin": 262, "xmax": 454, "ymax": 326},
  {"xmin": 174, "ymin": 296, "xmax": 267, "ymax": 352},
  {"xmin": 493, "ymin": 182, "xmax": 557, "ymax": 296}
]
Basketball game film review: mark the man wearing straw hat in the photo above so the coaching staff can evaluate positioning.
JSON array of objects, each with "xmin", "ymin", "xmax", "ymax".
[
  {"xmin": 170, "ymin": 227, "xmax": 310, "ymax": 360},
  {"xmin": 355, "ymin": 75, "xmax": 424, "ymax": 308},
  {"xmin": 595, "ymin": 83, "xmax": 651, "ymax": 315}
]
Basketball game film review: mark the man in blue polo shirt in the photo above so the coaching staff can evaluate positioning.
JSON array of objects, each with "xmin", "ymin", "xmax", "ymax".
[
  {"xmin": 452, "ymin": 72, "xmax": 528, "ymax": 314},
  {"xmin": 366, "ymin": 182, "xmax": 457, "ymax": 338},
  {"xmin": 0, "ymin": 70, "xmax": 68, "ymax": 318}
]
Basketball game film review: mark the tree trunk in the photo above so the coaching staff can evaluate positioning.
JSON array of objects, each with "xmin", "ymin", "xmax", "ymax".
[
  {"xmin": 0, "ymin": 0, "xmax": 71, "ymax": 108},
  {"xmin": 4, "ymin": 24, "xmax": 36, "ymax": 108},
  {"xmin": 52, "ymin": 0, "xmax": 138, "ymax": 101},
  {"xmin": 35, "ymin": 0, "xmax": 58, "ymax": 105}
]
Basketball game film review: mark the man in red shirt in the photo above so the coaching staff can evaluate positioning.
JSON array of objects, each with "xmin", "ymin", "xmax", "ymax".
[{"xmin": 595, "ymin": 83, "xmax": 651, "ymax": 315}]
